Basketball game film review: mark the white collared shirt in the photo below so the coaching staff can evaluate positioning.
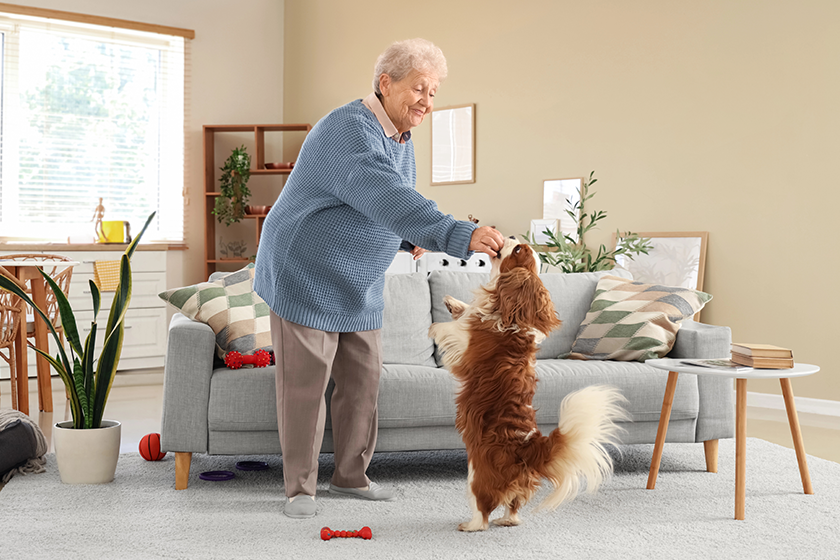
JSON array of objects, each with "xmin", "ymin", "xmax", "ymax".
[{"xmin": 361, "ymin": 92, "xmax": 411, "ymax": 144}]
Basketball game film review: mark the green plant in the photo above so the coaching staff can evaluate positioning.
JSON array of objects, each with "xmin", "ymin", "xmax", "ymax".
[
  {"xmin": 523, "ymin": 171, "xmax": 653, "ymax": 273},
  {"xmin": 213, "ymin": 145, "xmax": 252, "ymax": 225},
  {"xmin": 0, "ymin": 213, "xmax": 155, "ymax": 429}
]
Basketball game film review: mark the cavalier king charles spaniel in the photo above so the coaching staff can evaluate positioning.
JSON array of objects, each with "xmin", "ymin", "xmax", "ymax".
[{"xmin": 429, "ymin": 238, "xmax": 628, "ymax": 532}]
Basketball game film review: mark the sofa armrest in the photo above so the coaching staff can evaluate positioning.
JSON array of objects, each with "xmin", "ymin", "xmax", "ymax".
[
  {"xmin": 668, "ymin": 320, "xmax": 731, "ymax": 359},
  {"xmin": 668, "ymin": 320, "xmax": 735, "ymax": 442},
  {"xmin": 160, "ymin": 313, "xmax": 217, "ymax": 453}
]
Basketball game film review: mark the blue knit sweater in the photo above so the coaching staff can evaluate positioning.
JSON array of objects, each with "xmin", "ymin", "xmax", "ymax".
[{"xmin": 254, "ymin": 99, "xmax": 476, "ymax": 332}]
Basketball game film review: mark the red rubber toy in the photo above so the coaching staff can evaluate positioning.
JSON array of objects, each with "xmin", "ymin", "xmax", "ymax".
[
  {"xmin": 224, "ymin": 349, "xmax": 271, "ymax": 369},
  {"xmin": 320, "ymin": 526, "xmax": 372, "ymax": 541},
  {"xmin": 139, "ymin": 433, "xmax": 166, "ymax": 461}
]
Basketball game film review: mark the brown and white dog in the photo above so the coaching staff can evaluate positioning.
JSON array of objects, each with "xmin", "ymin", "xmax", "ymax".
[{"xmin": 429, "ymin": 238, "xmax": 628, "ymax": 532}]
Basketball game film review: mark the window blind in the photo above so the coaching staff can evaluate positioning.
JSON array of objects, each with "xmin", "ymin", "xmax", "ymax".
[{"xmin": 0, "ymin": 10, "xmax": 189, "ymax": 242}]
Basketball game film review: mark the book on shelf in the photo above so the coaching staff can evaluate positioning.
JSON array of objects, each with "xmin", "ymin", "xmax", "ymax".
[
  {"xmin": 680, "ymin": 359, "xmax": 752, "ymax": 372},
  {"xmin": 730, "ymin": 352, "xmax": 794, "ymax": 369},
  {"xmin": 730, "ymin": 343, "xmax": 793, "ymax": 359}
]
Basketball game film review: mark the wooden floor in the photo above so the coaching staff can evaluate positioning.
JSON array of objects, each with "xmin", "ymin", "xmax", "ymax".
[{"xmin": 2, "ymin": 372, "xmax": 839, "ymax": 463}]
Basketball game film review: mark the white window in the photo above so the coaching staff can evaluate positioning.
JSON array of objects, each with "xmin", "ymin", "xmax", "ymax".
[{"xmin": 0, "ymin": 12, "xmax": 186, "ymax": 242}]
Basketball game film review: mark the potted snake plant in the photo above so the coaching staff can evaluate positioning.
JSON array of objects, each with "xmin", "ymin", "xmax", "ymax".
[{"xmin": 0, "ymin": 212, "xmax": 155, "ymax": 484}]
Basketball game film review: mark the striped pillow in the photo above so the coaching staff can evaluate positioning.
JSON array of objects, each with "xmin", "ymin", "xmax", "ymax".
[
  {"xmin": 158, "ymin": 264, "xmax": 271, "ymax": 359},
  {"xmin": 568, "ymin": 275, "xmax": 711, "ymax": 362}
]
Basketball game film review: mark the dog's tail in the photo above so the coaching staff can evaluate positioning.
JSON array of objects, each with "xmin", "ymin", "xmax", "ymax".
[{"xmin": 530, "ymin": 385, "xmax": 629, "ymax": 511}]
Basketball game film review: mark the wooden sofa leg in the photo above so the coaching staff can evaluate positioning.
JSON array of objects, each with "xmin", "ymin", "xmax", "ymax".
[
  {"xmin": 703, "ymin": 439, "xmax": 719, "ymax": 473},
  {"xmin": 175, "ymin": 452, "xmax": 192, "ymax": 490}
]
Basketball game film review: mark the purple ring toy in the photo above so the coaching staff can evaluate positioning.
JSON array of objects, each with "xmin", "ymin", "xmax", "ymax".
[
  {"xmin": 236, "ymin": 461, "xmax": 270, "ymax": 471},
  {"xmin": 199, "ymin": 470, "xmax": 235, "ymax": 481}
]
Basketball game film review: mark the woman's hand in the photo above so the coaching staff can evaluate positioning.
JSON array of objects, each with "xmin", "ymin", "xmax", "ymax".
[
  {"xmin": 410, "ymin": 246, "xmax": 427, "ymax": 260},
  {"xmin": 469, "ymin": 226, "xmax": 505, "ymax": 257}
]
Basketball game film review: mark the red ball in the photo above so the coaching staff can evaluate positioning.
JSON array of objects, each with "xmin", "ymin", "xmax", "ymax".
[{"xmin": 139, "ymin": 433, "xmax": 166, "ymax": 461}]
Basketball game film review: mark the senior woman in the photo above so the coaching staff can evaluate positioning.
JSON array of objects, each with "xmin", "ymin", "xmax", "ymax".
[{"xmin": 254, "ymin": 38, "xmax": 503, "ymax": 519}]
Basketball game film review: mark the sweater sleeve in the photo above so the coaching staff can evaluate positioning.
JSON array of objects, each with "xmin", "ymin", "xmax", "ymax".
[{"xmin": 337, "ymin": 151, "xmax": 477, "ymax": 259}]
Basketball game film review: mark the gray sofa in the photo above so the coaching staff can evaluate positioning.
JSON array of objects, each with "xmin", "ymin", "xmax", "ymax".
[{"xmin": 160, "ymin": 268, "xmax": 734, "ymax": 489}]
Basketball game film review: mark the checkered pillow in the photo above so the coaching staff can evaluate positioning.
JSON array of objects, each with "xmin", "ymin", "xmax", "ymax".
[
  {"xmin": 158, "ymin": 264, "xmax": 271, "ymax": 359},
  {"xmin": 568, "ymin": 275, "xmax": 712, "ymax": 361}
]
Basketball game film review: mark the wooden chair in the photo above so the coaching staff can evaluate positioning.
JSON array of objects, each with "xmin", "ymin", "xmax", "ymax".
[
  {"xmin": 0, "ymin": 265, "xmax": 26, "ymax": 411},
  {"xmin": 2, "ymin": 254, "xmax": 75, "ymax": 411},
  {"xmin": 2, "ymin": 254, "xmax": 74, "ymax": 345}
]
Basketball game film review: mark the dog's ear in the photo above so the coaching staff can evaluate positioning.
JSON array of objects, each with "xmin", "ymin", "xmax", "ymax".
[{"xmin": 493, "ymin": 268, "xmax": 562, "ymax": 335}]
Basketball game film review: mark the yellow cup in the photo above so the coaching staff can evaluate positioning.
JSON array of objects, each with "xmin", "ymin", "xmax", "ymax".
[{"xmin": 99, "ymin": 221, "xmax": 126, "ymax": 243}]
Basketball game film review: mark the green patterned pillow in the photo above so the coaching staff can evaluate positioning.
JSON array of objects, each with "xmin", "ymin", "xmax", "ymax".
[
  {"xmin": 158, "ymin": 264, "xmax": 271, "ymax": 359},
  {"xmin": 568, "ymin": 275, "xmax": 712, "ymax": 362}
]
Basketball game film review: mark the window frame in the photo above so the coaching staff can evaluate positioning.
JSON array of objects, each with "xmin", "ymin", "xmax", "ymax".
[{"xmin": 0, "ymin": 7, "xmax": 192, "ymax": 243}]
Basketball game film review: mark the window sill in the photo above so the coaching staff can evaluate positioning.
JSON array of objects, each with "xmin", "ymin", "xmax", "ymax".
[{"xmin": 0, "ymin": 241, "xmax": 185, "ymax": 251}]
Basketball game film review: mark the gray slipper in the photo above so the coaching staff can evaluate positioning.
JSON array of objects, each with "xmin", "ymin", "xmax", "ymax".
[
  {"xmin": 329, "ymin": 481, "xmax": 395, "ymax": 501},
  {"xmin": 284, "ymin": 495, "xmax": 316, "ymax": 518}
]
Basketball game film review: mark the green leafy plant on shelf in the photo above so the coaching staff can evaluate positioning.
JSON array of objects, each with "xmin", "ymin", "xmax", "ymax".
[
  {"xmin": 213, "ymin": 145, "xmax": 252, "ymax": 225},
  {"xmin": 0, "ymin": 213, "xmax": 155, "ymax": 429},
  {"xmin": 523, "ymin": 171, "xmax": 654, "ymax": 273}
]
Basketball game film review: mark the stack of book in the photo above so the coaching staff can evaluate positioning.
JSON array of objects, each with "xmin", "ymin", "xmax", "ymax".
[{"xmin": 730, "ymin": 343, "xmax": 793, "ymax": 369}]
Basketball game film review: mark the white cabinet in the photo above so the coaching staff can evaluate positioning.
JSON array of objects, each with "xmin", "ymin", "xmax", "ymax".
[{"xmin": 0, "ymin": 248, "xmax": 167, "ymax": 378}]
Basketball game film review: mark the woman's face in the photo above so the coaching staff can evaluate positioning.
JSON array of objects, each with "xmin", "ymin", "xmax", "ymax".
[{"xmin": 379, "ymin": 69, "xmax": 439, "ymax": 134}]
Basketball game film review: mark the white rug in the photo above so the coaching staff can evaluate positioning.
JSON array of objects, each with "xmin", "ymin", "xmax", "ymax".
[{"xmin": 2, "ymin": 438, "xmax": 838, "ymax": 560}]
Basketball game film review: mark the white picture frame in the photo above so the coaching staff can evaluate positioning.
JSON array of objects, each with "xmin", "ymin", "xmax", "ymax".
[
  {"xmin": 543, "ymin": 178, "xmax": 582, "ymax": 242},
  {"xmin": 529, "ymin": 219, "xmax": 559, "ymax": 245},
  {"xmin": 613, "ymin": 231, "xmax": 709, "ymax": 289},
  {"xmin": 431, "ymin": 104, "xmax": 475, "ymax": 185}
]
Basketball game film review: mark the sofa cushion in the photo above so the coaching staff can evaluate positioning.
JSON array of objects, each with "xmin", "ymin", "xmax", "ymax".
[
  {"xmin": 569, "ymin": 275, "xmax": 712, "ymax": 361},
  {"xmin": 382, "ymin": 273, "xmax": 436, "ymax": 367},
  {"xmin": 377, "ymin": 364, "xmax": 457, "ymax": 428},
  {"xmin": 159, "ymin": 264, "xmax": 271, "ymax": 359},
  {"xmin": 208, "ymin": 367, "xmax": 278, "ymax": 431},
  {"xmin": 428, "ymin": 268, "xmax": 633, "ymax": 365},
  {"xmin": 533, "ymin": 359, "xmax": 698, "ymax": 425}
]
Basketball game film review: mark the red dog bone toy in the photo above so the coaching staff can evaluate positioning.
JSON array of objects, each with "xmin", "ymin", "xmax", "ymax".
[
  {"xmin": 320, "ymin": 526, "xmax": 372, "ymax": 541},
  {"xmin": 224, "ymin": 349, "xmax": 271, "ymax": 369}
]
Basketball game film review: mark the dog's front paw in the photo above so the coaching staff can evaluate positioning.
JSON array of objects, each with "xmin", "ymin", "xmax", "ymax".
[
  {"xmin": 428, "ymin": 323, "xmax": 440, "ymax": 340},
  {"xmin": 444, "ymin": 295, "xmax": 468, "ymax": 320}
]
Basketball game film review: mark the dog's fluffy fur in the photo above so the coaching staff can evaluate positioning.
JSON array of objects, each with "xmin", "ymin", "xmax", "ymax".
[{"xmin": 429, "ymin": 239, "xmax": 628, "ymax": 532}]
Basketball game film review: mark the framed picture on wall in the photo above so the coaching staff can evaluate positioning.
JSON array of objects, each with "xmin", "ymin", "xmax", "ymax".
[
  {"xmin": 543, "ymin": 178, "xmax": 582, "ymax": 242},
  {"xmin": 612, "ymin": 231, "xmax": 709, "ymax": 291},
  {"xmin": 431, "ymin": 104, "xmax": 475, "ymax": 185}
]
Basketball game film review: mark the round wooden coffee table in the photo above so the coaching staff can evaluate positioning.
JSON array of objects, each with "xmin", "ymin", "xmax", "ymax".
[{"xmin": 645, "ymin": 358, "xmax": 819, "ymax": 520}]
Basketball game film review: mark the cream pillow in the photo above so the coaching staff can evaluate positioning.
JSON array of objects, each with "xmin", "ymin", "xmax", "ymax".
[
  {"xmin": 568, "ymin": 275, "xmax": 712, "ymax": 361},
  {"xmin": 158, "ymin": 264, "xmax": 271, "ymax": 359}
]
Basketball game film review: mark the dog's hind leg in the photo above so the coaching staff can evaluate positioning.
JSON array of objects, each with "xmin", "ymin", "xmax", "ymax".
[
  {"xmin": 492, "ymin": 502, "xmax": 522, "ymax": 527},
  {"xmin": 459, "ymin": 462, "xmax": 490, "ymax": 532}
]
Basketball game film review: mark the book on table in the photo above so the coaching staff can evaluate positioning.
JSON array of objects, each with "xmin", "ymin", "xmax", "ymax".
[
  {"xmin": 680, "ymin": 358, "xmax": 752, "ymax": 372},
  {"xmin": 730, "ymin": 343, "xmax": 793, "ymax": 359},
  {"xmin": 730, "ymin": 353, "xmax": 794, "ymax": 369}
]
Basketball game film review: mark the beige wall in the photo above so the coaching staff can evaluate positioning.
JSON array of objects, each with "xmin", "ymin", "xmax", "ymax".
[{"xmin": 285, "ymin": 0, "xmax": 840, "ymax": 403}]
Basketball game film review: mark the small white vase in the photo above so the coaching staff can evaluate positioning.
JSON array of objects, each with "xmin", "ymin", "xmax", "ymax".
[{"xmin": 53, "ymin": 420, "xmax": 121, "ymax": 484}]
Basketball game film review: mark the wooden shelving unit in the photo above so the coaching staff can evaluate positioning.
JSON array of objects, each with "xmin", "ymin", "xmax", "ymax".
[{"xmin": 203, "ymin": 124, "xmax": 310, "ymax": 278}]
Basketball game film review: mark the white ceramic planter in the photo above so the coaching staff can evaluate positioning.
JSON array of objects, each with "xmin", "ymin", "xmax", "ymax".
[{"xmin": 53, "ymin": 420, "xmax": 121, "ymax": 484}]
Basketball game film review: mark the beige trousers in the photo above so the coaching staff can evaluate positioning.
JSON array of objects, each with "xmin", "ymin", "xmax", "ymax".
[{"xmin": 270, "ymin": 311, "xmax": 382, "ymax": 498}]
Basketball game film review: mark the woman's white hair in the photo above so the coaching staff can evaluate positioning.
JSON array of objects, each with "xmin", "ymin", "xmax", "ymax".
[{"xmin": 372, "ymin": 38, "xmax": 448, "ymax": 94}]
